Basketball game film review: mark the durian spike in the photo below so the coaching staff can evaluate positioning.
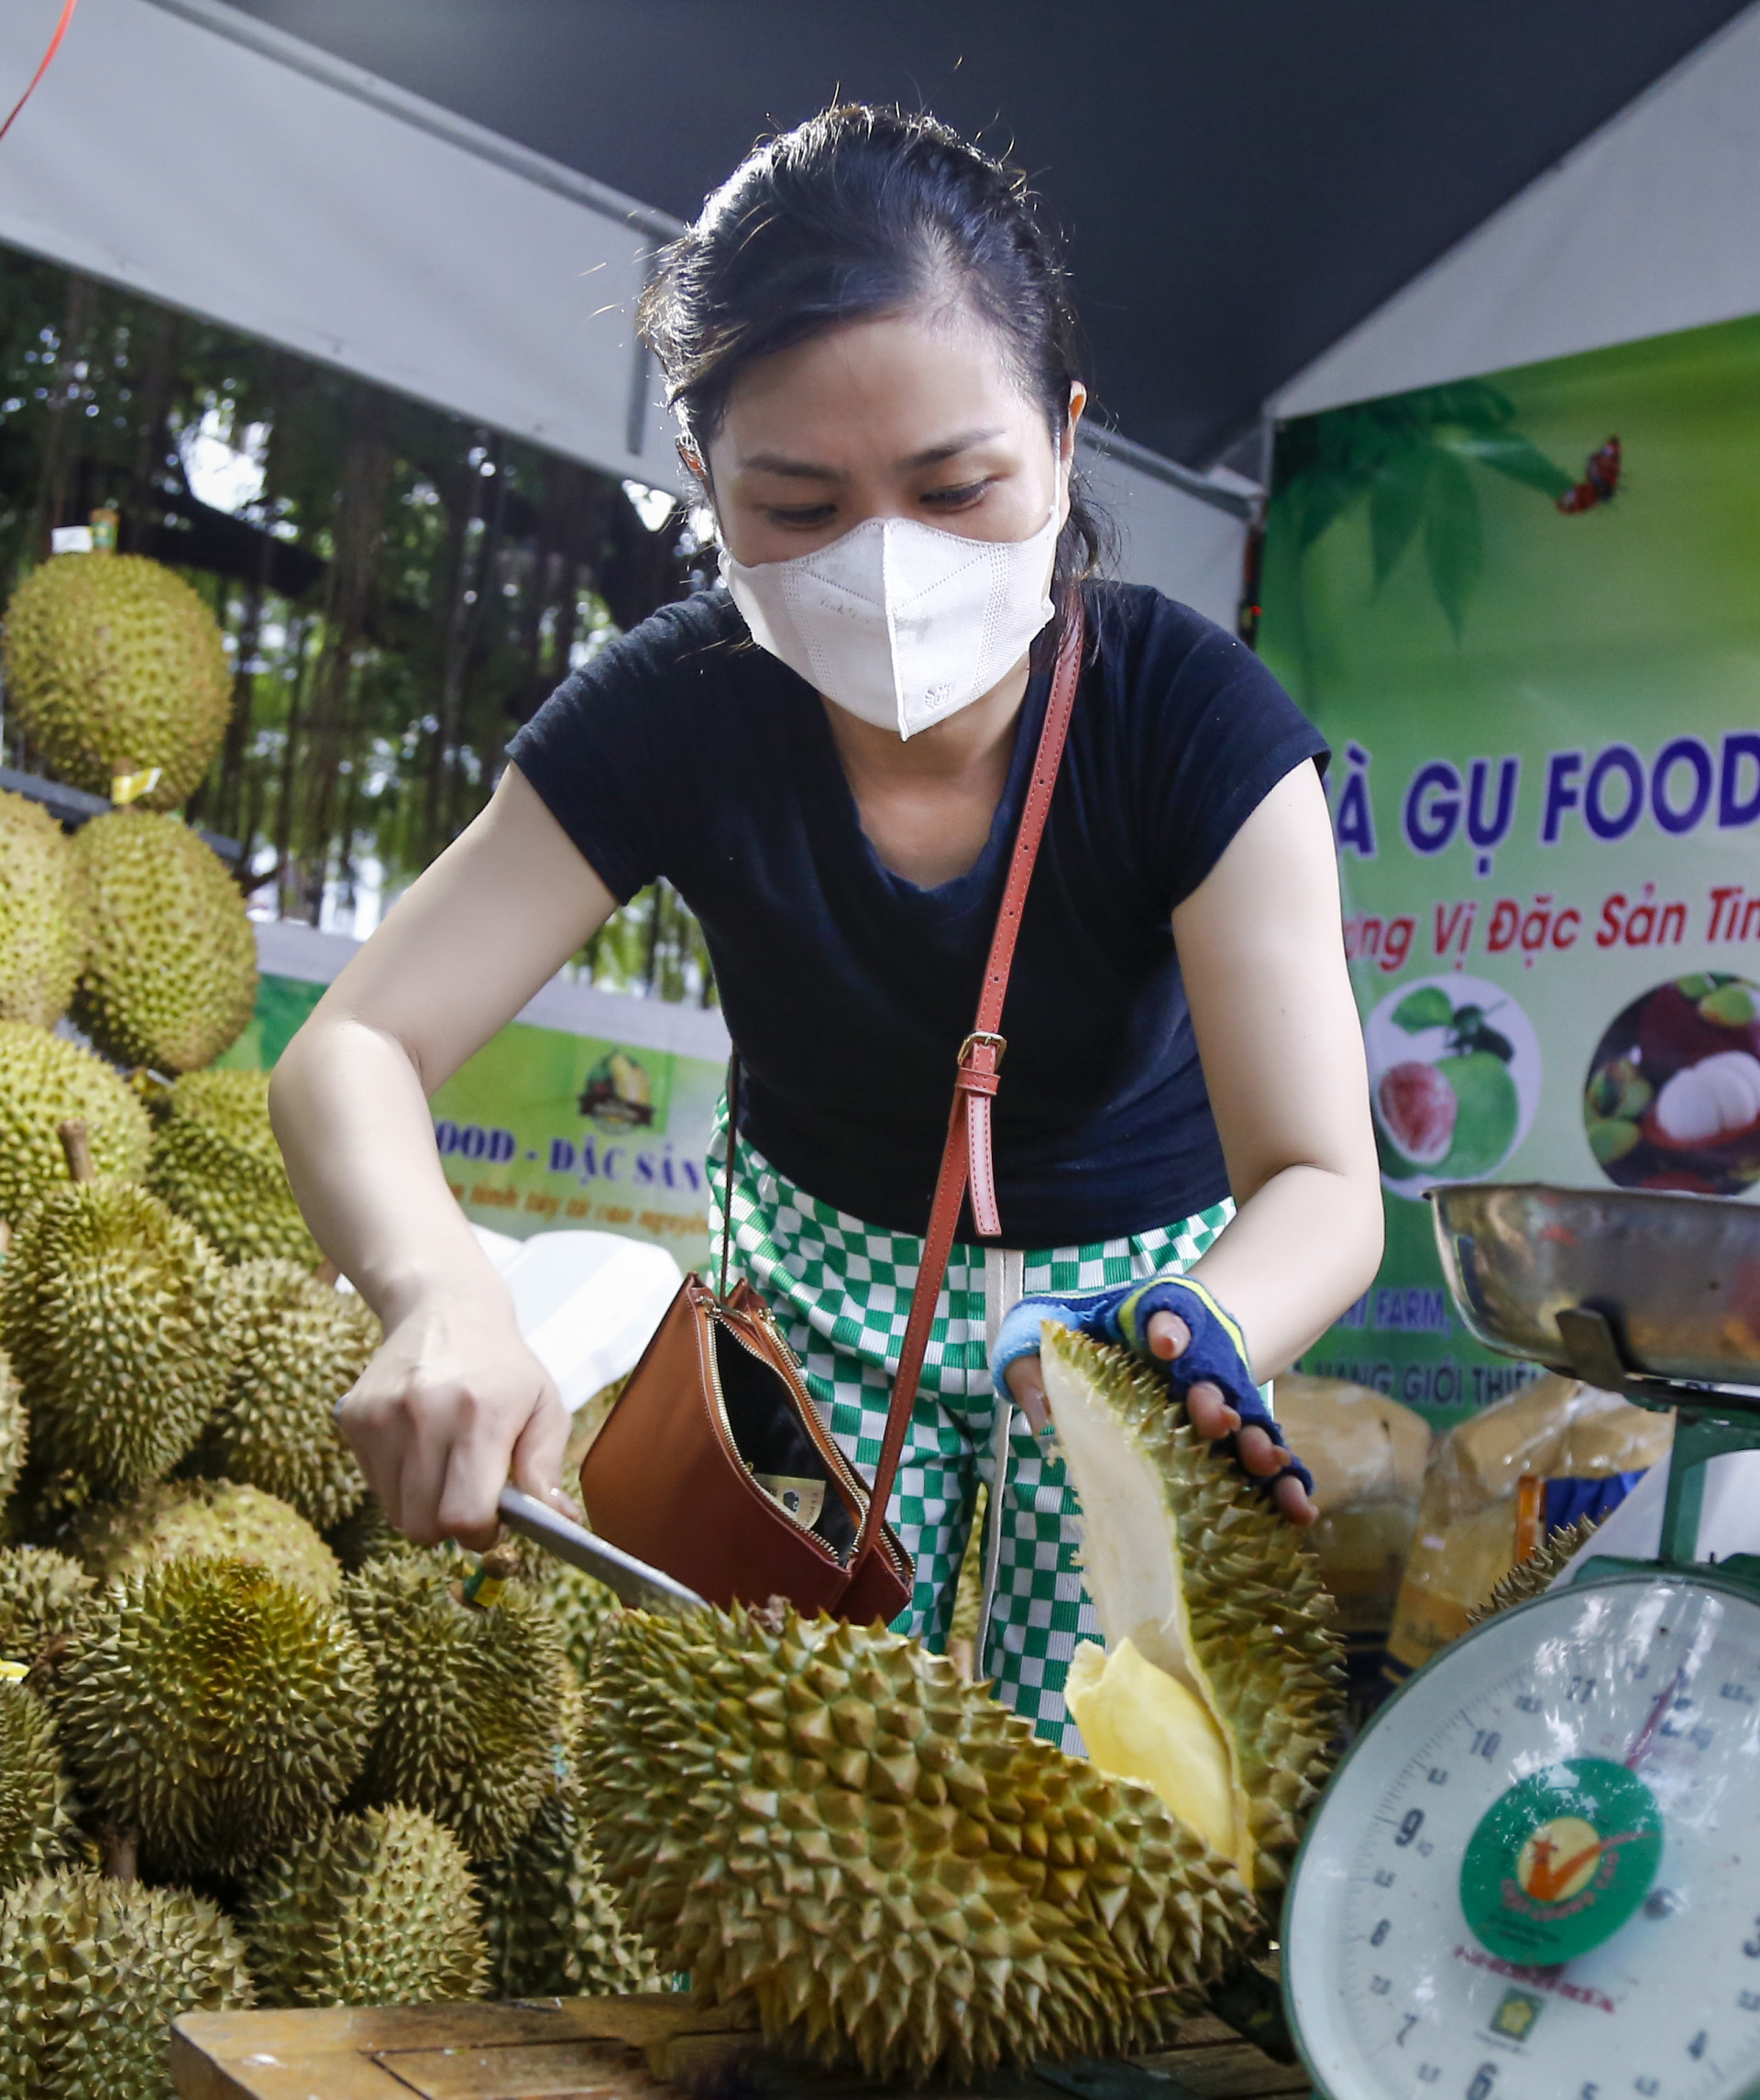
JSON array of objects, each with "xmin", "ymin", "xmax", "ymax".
[
  {"xmin": 1466, "ymin": 1514, "xmax": 1603, "ymax": 1623},
  {"xmin": 57, "ymin": 1117, "xmax": 93, "ymax": 1184}
]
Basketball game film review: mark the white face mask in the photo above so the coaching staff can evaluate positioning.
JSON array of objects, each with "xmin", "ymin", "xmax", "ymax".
[{"xmin": 718, "ymin": 486, "xmax": 1062, "ymax": 739}]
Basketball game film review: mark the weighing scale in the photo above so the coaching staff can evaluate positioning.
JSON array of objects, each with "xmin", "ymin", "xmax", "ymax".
[{"xmin": 1284, "ymin": 1182, "xmax": 1760, "ymax": 2100}]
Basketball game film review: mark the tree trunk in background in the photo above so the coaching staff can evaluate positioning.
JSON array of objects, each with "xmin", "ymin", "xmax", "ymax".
[
  {"xmin": 214, "ymin": 552, "xmax": 268, "ymax": 851},
  {"xmin": 545, "ymin": 555, "xmax": 584, "ymax": 702},
  {"xmin": 120, "ymin": 305, "xmax": 182, "ymax": 552},
  {"xmin": 28, "ymin": 274, "xmax": 94, "ymax": 560},
  {"xmin": 214, "ymin": 358, "xmax": 298, "ymax": 850},
  {"xmin": 599, "ymin": 481, "xmax": 687, "ymax": 634},
  {"xmin": 440, "ymin": 438, "xmax": 509, "ymax": 846},
  {"xmin": 271, "ymin": 616, "xmax": 314, "ymax": 918},
  {"xmin": 424, "ymin": 439, "xmax": 487, "ymax": 863},
  {"xmin": 300, "ymin": 400, "xmax": 393, "ymax": 924}
]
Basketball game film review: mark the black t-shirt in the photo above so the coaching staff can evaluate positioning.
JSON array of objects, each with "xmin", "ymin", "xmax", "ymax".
[{"xmin": 508, "ymin": 580, "xmax": 1326, "ymax": 1247}]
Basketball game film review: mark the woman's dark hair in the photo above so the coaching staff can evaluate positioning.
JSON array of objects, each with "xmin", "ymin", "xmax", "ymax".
[{"xmin": 639, "ymin": 104, "xmax": 1112, "ymax": 596}]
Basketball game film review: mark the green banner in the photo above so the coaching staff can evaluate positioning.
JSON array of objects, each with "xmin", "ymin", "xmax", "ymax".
[
  {"xmin": 1261, "ymin": 315, "xmax": 1760, "ymax": 1425},
  {"xmin": 222, "ymin": 962, "xmax": 725, "ymax": 1273}
]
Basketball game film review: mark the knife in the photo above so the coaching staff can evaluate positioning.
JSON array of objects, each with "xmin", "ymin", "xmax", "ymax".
[{"xmin": 496, "ymin": 1485, "xmax": 708, "ymax": 1616}]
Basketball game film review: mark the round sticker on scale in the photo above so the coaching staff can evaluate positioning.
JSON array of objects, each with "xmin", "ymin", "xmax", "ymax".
[{"xmin": 1458, "ymin": 1755, "xmax": 1663, "ymax": 1963}]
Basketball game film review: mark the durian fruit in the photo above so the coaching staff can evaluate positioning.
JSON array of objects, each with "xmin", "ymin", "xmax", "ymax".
[
  {"xmin": 0, "ymin": 550, "xmax": 231, "ymax": 812},
  {"xmin": 72, "ymin": 810, "xmax": 257, "ymax": 1072},
  {"xmin": 0, "ymin": 1020, "xmax": 150, "ymax": 1224},
  {"xmin": 948, "ymin": 1481, "xmax": 987, "ymax": 1677},
  {"xmin": 73, "ymin": 1479, "xmax": 341, "ymax": 1601},
  {"xmin": 344, "ymin": 1554, "xmax": 571, "ymax": 1861},
  {"xmin": 583, "ymin": 1603, "xmax": 1258, "ymax": 2084},
  {"xmin": 192, "ymin": 1259, "xmax": 378, "ymax": 1528},
  {"xmin": 57, "ymin": 1555, "xmax": 377, "ymax": 1880},
  {"xmin": 145, "ymin": 1067, "xmax": 319, "ymax": 1269},
  {"xmin": 324, "ymin": 1492, "xmax": 419, "ymax": 1571},
  {"xmin": 1467, "ymin": 1514, "xmax": 1602, "ymax": 1623},
  {"xmin": 0, "ymin": 1171, "xmax": 232, "ymax": 1501},
  {"xmin": 480, "ymin": 1723, "xmax": 663, "ymax": 1998},
  {"xmin": 239, "ymin": 1805, "xmax": 486, "ymax": 2007},
  {"xmin": 508, "ymin": 1530, "xmax": 620, "ymax": 1683},
  {"xmin": 1041, "ymin": 1326, "xmax": 1342, "ymax": 1897},
  {"xmin": 0, "ymin": 789, "xmax": 84, "ymax": 1027},
  {"xmin": 0, "ymin": 1351, "xmax": 25, "ymax": 1509},
  {"xmin": 0, "ymin": 1682, "xmax": 74, "ymax": 1888},
  {"xmin": 0, "ymin": 1871, "xmax": 253, "ymax": 2100},
  {"xmin": 0, "ymin": 1547, "xmax": 95, "ymax": 1666}
]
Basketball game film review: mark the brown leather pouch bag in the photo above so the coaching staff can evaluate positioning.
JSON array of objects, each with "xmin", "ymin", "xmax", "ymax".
[
  {"xmin": 578, "ymin": 605, "xmax": 1085, "ymax": 1620},
  {"xmin": 578, "ymin": 1116, "xmax": 913, "ymax": 1619}
]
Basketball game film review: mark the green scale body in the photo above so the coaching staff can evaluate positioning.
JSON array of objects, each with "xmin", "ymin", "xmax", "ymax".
[{"xmin": 1287, "ymin": 1333, "xmax": 1760, "ymax": 2100}]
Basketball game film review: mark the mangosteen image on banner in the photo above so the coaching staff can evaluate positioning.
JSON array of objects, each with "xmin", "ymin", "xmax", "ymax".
[
  {"xmin": 1364, "ymin": 974, "xmax": 1542, "ymax": 1193},
  {"xmin": 1583, "ymin": 973, "xmax": 1760, "ymax": 1195}
]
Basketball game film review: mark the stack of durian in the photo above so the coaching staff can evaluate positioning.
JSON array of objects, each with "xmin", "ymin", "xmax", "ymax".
[
  {"xmin": 0, "ymin": 552, "xmax": 653, "ymax": 2100},
  {"xmin": 0, "ymin": 549, "xmax": 1354, "ymax": 2095},
  {"xmin": 0, "ymin": 1098, "xmax": 654, "ymax": 2099}
]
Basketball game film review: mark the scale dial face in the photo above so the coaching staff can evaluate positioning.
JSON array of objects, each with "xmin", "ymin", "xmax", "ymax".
[{"xmin": 1287, "ymin": 1573, "xmax": 1760, "ymax": 2100}]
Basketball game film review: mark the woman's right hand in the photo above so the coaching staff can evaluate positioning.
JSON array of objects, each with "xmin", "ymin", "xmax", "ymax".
[{"xmin": 336, "ymin": 1285, "xmax": 574, "ymax": 1551}]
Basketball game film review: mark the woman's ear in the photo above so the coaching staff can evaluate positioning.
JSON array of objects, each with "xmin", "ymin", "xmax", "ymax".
[
  {"xmin": 676, "ymin": 434, "xmax": 710, "ymax": 492},
  {"xmin": 1063, "ymin": 381, "xmax": 1088, "ymax": 467}
]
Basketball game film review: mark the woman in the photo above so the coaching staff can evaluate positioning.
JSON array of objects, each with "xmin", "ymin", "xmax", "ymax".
[{"xmin": 271, "ymin": 104, "xmax": 1382, "ymax": 1751}]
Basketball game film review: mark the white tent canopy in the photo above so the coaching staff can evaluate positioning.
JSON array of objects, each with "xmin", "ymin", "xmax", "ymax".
[
  {"xmin": 0, "ymin": 0, "xmax": 1254, "ymax": 624},
  {"xmin": 5, "ymin": 0, "xmax": 1758, "ymax": 620},
  {"xmin": 1273, "ymin": 5, "xmax": 1760, "ymax": 418}
]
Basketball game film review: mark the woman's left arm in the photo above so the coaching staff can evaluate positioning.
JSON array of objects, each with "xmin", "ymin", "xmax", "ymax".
[
  {"xmin": 1173, "ymin": 755, "xmax": 1383, "ymax": 1372},
  {"xmin": 1001, "ymin": 754, "xmax": 1380, "ymax": 1521}
]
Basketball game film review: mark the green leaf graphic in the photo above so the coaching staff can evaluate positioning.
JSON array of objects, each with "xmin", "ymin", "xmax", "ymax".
[
  {"xmin": 1424, "ymin": 450, "xmax": 1484, "ymax": 640},
  {"xmin": 1444, "ymin": 430, "xmax": 1576, "ymax": 498},
  {"xmin": 1393, "ymin": 987, "xmax": 1455, "ymax": 1032},
  {"xmin": 1370, "ymin": 448, "xmax": 1430, "ymax": 587}
]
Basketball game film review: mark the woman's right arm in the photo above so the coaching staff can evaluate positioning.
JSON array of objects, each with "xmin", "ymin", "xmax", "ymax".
[{"xmin": 269, "ymin": 764, "xmax": 620, "ymax": 1550}]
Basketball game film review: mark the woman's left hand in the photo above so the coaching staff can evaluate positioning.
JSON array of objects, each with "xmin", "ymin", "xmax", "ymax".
[
  {"xmin": 996, "ymin": 1282, "xmax": 1317, "ymax": 1526},
  {"xmin": 1136, "ymin": 1308, "xmax": 1315, "ymax": 1523}
]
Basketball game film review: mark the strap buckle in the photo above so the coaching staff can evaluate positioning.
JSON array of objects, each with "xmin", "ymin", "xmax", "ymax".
[{"xmin": 958, "ymin": 1030, "xmax": 1006, "ymax": 1069}]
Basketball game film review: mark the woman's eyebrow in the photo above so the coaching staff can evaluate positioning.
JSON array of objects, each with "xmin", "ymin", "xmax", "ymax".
[
  {"xmin": 737, "ymin": 426, "xmax": 1006, "ymax": 481},
  {"xmin": 898, "ymin": 426, "xmax": 1005, "ymax": 470},
  {"xmin": 738, "ymin": 452, "xmax": 844, "ymax": 480}
]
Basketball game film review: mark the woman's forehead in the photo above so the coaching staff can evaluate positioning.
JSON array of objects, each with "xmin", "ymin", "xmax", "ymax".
[{"xmin": 714, "ymin": 309, "xmax": 1042, "ymax": 471}]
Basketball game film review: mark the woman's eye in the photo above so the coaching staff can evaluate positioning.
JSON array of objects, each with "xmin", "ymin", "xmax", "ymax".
[
  {"xmin": 920, "ymin": 479, "xmax": 990, "ymax": 511},
  {"xmin": 766, "ymin": 503, "xmax": 838, "ymax": 528}
]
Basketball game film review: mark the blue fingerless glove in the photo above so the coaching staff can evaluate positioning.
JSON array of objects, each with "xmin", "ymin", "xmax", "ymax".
[{"xmin": 990, "ymin": 1271, "xmax": 1314, "ymax": 1500}]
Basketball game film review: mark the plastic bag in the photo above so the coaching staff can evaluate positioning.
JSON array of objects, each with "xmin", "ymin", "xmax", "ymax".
[
  {"xmin": 1386, "ymin": 1374, "xmax": 1673, "ymax": 1677},
  {"xmin": 1273, "ymin": 1375, "xmax": 1432, "ymax": 1636}
]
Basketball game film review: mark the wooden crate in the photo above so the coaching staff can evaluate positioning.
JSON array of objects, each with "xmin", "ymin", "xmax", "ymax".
[{"xmin": 170, "ymin": 1993, "xmax": 1313, "ymax": 2100}]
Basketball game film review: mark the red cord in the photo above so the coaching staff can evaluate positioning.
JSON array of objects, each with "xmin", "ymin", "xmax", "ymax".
[{"xmin": 0, "ymin": 0, "xmax": 80, "ymax": 147}]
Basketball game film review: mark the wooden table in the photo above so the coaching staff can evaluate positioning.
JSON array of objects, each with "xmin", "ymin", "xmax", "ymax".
[{"xmin": 170, "ymin": 1992, "xmax": 1313, "ymax": 2100}]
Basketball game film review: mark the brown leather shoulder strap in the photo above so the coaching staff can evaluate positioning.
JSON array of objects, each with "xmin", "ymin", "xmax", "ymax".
[
  {"xmin": 719, "ymin": 1052, "xmax": 741, "ymax": 1301},
  {"xmin": 849, "ymin": 599, "xmax": 1086, "ymax": 1577}
]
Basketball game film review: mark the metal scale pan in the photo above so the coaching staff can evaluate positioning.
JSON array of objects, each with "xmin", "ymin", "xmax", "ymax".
[{"xmin": 1429, "ymin": 1180, "xmax": 1760, "ymax": 1404}]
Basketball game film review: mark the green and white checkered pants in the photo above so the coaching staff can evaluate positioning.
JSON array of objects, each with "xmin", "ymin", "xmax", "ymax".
[{"xmin": 709, "ymin": 1114, "xmax": 1233, "ymax": 1754}]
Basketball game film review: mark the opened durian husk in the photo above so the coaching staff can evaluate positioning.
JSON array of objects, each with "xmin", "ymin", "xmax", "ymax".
[{"xmin": 1041, "ymin": 1324, "xmax": 1343, "ymax": 1897}]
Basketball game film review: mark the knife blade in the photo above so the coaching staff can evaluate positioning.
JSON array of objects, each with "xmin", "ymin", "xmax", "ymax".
[{"xmin": 496, "ymin": 1485, "xmax": 708, "ymax": 1616}]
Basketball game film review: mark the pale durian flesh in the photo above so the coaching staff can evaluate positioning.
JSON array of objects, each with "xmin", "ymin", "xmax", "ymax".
[
  {"xmin": 1065, "ymin": 1637, "xmax": 1238, "ymax": 1870},
  {"xmin": 1041, "ymin": 1325, "xmax": 1342, "ymax": 1897}
]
